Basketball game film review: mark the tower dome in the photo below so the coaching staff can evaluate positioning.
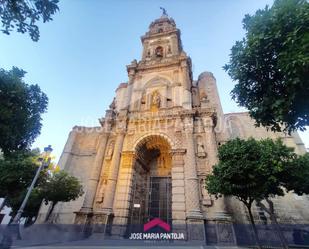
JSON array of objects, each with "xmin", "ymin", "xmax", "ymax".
[{"xmin": 146, "ymin": 8, "xmax": 177, "ymax": 36}]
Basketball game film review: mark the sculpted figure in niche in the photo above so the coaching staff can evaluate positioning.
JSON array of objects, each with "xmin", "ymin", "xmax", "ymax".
[
  {"xmin": 200, "ymin": 179, "xmax": 212, "ymax": 206},
  {"xmin": 151, "ymin": 91, "xmax": 161, "ymax": 108},
  {"xmin": 167, "ymin": 45, "xmax": 172, "ymax": 54},
  {"xmin": 140, "ymin": 93, "xmax": 146, "ymax": 111},
  {"xmin": 106, "ymin": 141, "xmax": 114, "ymax": 160},
  {"xmin": 96, "ymin": 189, "xmax": 104, "ymax": 204},
  {"xmin": 141, "ymin": 93, "xmax": 146, "ymax": 104},
  {"xmin": 196, "ymin": 137, "xmax": 207, "ymax": 158},
  {"xmin": 95, "ymin": 179, "xmax": 108, "ymax": 208}
]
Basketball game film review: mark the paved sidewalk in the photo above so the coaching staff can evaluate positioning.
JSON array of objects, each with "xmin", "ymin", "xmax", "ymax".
[
  {"xmin": 13, "ymin": 245, "xmax": 247, "ymax": 249},
  {"xmin": 10, "ymin": 239, "xmax": 249, "ymax": 249}
]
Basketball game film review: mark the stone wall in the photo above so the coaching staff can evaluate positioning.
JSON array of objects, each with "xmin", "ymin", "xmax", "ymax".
[
  {"xmin": 37, "ymin": 127, "xmax": 100, "ymax": 224},
  {"xmin": 223, "ymin": 112, "xmax": 309, "ymax": 225}
]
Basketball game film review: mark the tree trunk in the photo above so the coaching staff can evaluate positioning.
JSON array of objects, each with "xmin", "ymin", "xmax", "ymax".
[
  {"xmin": 44, "ymin": 202, "xmax": 56, "ymax": 223},
  {"xmin": 269, "ymin": 214, "xmax": 289, "ymax": 249},
  {"xmin": 246, "ymin": 204, "xmax": 262, "ymax": 249},
  {"xmin": 257, "ymin": 199, "xmax": 289, "ymax": 249}
]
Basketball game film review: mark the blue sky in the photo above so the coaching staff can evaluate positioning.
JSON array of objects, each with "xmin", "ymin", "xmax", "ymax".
[{"xmin": 0, "ymin": 0, "xmax": 308, "ymax": 160}]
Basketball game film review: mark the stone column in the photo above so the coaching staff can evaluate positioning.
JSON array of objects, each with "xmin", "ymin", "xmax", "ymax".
[
  {"xmin": 203, "ymin": 116, "xmax": 230, "ymax": 221},
  {"xmin": 102, "ymin": 131, "xmax": 126, "ymax": 213},
  {"xmin": 171, "ymin": 34, "xmax": 179, "ymax": 54},
  {"xmin": 171, "ymin": 149, "xmax": 187, "ymax": 236},
  {"xmin": 112, "ymin": 151, "xmax": 136, "ymax": 236},
  {"xmin": 126, "ymin": 83, "xmax": 133, "ymax": 111},
  {"xmin": 183, "ymin": 116, "xmax": 205, "ymax": 241},
  {"xmin": 203, "ymin": 116, "xmax": 235, "ymax": 245},
  {"xmin": 80, "ymin": 132, "xmax": 109, "ymax": 212},
  {"xmin": 181, "ymin": 61, "xmax": 192, "ymax": 110},
  {"xmin": 126, "ymin": 68, "xmax": 135, "ymax": 111},
  {"xmin": 183, "ymin": 116, "xmax": 203, "ymax": 219},
  {"xmin": 203, "ymin": 116, "xmax": 219, "ymax": 168}
]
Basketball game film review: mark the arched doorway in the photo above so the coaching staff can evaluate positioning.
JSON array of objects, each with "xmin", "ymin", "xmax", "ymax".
[{"xmin": 128, "ymin": 135, "xmax": 172, "ymax": 230}]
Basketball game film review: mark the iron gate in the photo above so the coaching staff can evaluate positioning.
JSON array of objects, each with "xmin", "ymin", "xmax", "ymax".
[{"xmin": 127, "ymin": 176, "xmax": 172, "ymax": 233}]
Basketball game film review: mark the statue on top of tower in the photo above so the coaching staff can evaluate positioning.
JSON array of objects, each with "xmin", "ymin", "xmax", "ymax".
[{"xmin": 160, "ymin": 7, "xmax": 168, "ymax": 16}]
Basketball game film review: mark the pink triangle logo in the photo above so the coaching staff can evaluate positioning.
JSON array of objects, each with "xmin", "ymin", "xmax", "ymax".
[{"xmin": 144, "ymin": 218, "xmax": 171, "ymax": 232}]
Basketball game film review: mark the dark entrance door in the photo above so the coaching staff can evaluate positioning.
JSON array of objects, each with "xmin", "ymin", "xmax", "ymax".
[
  {"xmin": 127, "ymin": 176, "xmax": 172, "ymax": 234},
  {"xmin": 148, "ymin": 177, "xmax": 172, "ymax": 224}
]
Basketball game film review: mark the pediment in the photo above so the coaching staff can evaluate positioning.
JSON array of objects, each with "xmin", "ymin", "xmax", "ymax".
[{"xmin": 144, "ymin": 76, "xmax": 171, "ymax": 89}]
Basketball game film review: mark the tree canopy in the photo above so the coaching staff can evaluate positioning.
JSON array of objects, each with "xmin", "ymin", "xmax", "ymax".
[
  {"xmin": 0, "ymin": 0, "xmax": 59, "ymax": 41},
  {"xmin": 281, "ymin": 152, "xmax": 309, "ymax": 195},
  {"xmin": 0, "ymin": 67, "xmax": 48, "ymax": 156},
  {"xmin": 224, "ymin": 0, "xmax": 309, "ymax": 133},
  {"xmin": 41, "ymin": 171, "xmax": 84, "ymax": 222},
  {"xmin": 0, "ymin": 149, "xmax": 49, "ymax": 225},
  {"xmin": 205, "ymin": 138, "xmax": 303, "ymax": 248},
  {"xmin": 0, "ymin": 150, "xmax": 47, "ymax": 208},
  {"xmin": 0, "ymin": 150, "xmax": 84, "ymax": 223},
  {"xmin": 206, "ymin": 138, "xmax": 295, "ymax": 206}
]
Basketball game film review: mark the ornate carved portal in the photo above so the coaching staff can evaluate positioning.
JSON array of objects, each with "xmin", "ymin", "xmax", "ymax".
[{"xmin": 126, "ymin": 135, "xmax": 172, "ymax": 234}]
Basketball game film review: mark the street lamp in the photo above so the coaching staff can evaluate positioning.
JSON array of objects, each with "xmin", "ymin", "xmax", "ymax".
[{"xmin": 12, "ymin": 145, "xmax": 53, "ymax": 224}]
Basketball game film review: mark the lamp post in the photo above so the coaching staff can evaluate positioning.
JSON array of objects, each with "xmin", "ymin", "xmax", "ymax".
[{"xmin": 12, "ymin": 145, "xmax": 53, "ymax": 224}]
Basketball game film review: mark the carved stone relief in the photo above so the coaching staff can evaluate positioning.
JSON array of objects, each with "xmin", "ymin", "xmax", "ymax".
[
  {"xmin": 200, "ymin": 178, "xmax": 212, "ymax": 206},
  {"xmin": 196, "ymin": 136, "xmax": 207, "ymax": 158},
  {"xmin": 151, "ymin": 91, "xmax": 161, "ymax": 108},
  {"xmin": 105, "ymin": 141, "xmax": 115, "ymax": 160}
]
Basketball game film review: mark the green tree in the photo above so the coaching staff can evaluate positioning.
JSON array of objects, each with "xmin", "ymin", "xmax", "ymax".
[
  {"xmin": 0, "ymin": 67, "xmax": 48, "ymax": 156},
  {"xmin": 0, "ymin": 0, "xmax": 59, "ymax": 41},
  {"xmin": 205, "ymin": 138, "xmax": 296, "ymax": 249},
  {"xmin": 0, "ymin": 150, "xmax": 47, "ymax": 216},
  {"xmin": 41, "ymin": 171, "xmax": 84, "ymax": 222},
  {"xmin": 0, "ymin": 151, "xmax": 84, "ymax": 225},
  {"xmin": 224, "ymin": 0, "xmax": 309, "ymax": 133},
  {"xmin": 281, "ymin": 153, "xmax": 309, "ymax": 195},
  {"xmin": 9, "ymin": 188, "xmax": 44, "ymax": 226}
]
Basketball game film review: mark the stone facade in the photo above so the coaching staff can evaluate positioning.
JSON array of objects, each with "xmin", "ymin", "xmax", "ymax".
[{"xmin": 37, "ymin": 13, "xmax": 308, "ymax": 244}]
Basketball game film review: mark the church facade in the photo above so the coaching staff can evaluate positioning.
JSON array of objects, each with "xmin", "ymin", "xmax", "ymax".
[{"xmin": 38, "ymin": 14, "xmax": 308, "ymax": 244}]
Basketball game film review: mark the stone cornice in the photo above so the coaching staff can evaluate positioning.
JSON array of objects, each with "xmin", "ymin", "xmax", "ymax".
[
  {"xmin": 63, "ymin": 151, "xmax": 96, "ymax": 157},
  {"xmin": 170, "ymin": 148, "xmax": 186, "ymax": 155},
  {"xmin": 141, "ymin": 29, "xmax": 179, "ymax": 42},
  {"xmin": 137, "ymin": 56, "xmax": 188, "ymax": 72},
  {"xmin": 121, "ymin": 150, "xmax": 135, "ymax": 156},
  {"xmin": 125, "ymin": 107, "xmax": 215, "ymax": 123},
  {"xmin": 128, "ymin": 107, "xmax": 183, "ymax": 121}
]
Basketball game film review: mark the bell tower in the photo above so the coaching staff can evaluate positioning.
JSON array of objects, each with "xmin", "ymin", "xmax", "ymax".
[
  {"xmin": 118, "ymin": 10, "xmax": 194, "ymax": 112},
  {"xmin": 141, "ymin": 11, "xmax": 183, "ymax": 61}
]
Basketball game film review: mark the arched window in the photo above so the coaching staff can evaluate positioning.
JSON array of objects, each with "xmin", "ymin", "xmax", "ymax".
[
  {"xmin": 147, "ymin": 49, "xmax": 151, "ymax": 57},
  {"xmin": 155, "ymin": 46, "xmax": 163, "ymax": 57}
]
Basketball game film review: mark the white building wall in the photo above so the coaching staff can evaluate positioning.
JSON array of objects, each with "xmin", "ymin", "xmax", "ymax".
[{"xmin": 0, "ymin": 198, "xmax": 11, "ymax": 225}]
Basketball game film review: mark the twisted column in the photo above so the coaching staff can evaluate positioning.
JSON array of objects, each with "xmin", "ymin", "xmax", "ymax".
[{"xmin": 183, "ymin": 116, "xmax": 203, "ymax": 219}]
